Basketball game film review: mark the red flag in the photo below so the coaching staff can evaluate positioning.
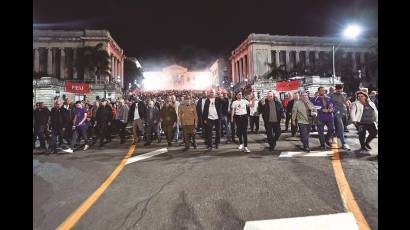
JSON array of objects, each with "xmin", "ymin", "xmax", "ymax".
[
  {"xmin": 64, "ymin": 82, "xmax": 91, "ymax": 94},
  {"xmin": 276, "ymin": 80, "xmax": 300, "ymax": 91}
]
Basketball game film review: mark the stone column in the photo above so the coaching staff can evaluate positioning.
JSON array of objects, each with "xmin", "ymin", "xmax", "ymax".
[
  {"xmin": 305, "ymin": 51, "xmax": 310, "ymax": 66},
  {"xmin": 285, "ymin": 50, "xmax": 290, "ymax": 71},
  {"xmin": 73, "ymin": 48, "xmax": 78, "ymax": 79},
  {"xmin": 34, "ymin": 48, "xmax": 40, "ymax": 72},
  {"xmin": 47, "ymin": 48, "xmax": 53, "ymax": 75},
  {"xmin": 295, "ymin": 50, "xmax": 300, "ymax": 65},
  {"xmin": 60, "ymin": 48, "xmax": 65, "ymax": 79},
  {"xmin": 120, "ymin": 59, "xmax": 124, "ymax": 88},
  {"xmin": 360, "ymin": 52, "xmax": 365, "ymax": 65},
  {"xmin": 352, "ymin": 52, "xmax": 357, "ymax": 72},
  {"xmin": 275, "ymin": 50, "xmax": 280, "ymax": 67}
]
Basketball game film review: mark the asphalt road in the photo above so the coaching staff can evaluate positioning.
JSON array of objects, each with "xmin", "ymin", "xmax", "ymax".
[{"xmin": 33, "ymin": 122, "xmax": 378, "ymax": 230}]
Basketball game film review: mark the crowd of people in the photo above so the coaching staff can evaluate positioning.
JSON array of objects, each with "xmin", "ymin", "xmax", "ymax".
[{"xmin": 33, "ymin": 85, "xmax": 378, "ymax": 154}]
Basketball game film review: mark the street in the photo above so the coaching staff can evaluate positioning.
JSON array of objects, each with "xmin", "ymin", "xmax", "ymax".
[{"xmin": 33, "ymin": 122, "xmax": 378, "ymax": 230}]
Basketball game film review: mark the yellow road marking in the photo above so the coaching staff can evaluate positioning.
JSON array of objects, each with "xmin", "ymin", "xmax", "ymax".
[
  {"xmin": 331, "ymin": 139, "xmax": 372, "ymax": 230},
  {"xmin": 56, "ymin": 144, "xmax": 136, "ymax": 230}
]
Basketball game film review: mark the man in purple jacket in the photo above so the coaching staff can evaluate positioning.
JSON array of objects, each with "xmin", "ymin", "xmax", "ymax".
[{"xmin": 312, "ymin": 87, "xmax": 335, "ymax": 149}]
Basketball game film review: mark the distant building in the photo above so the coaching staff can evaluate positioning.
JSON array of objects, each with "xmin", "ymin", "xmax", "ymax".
[
  {"xmin": 209, "ymin": 57, "xmax": 231, "ymax": 88},
  {"xmin": 33, "ymin": 29, "xmax": 126, "ymax": 106},
  {"xmin": 230, "ymin": 33, "xmax": 377, "ymax": 87},
  {"xmin": 142, "ymin": 65, "xmax": 212, "ymax": 91},
  {"xmin": 33, "ymin": 29, "xmax": 125, "ymax": 87}
]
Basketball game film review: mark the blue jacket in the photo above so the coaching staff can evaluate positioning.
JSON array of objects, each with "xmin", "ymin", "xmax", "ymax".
[{"xmin": 312, "ymin": 96, "xmax": 335, "ymax": 122}]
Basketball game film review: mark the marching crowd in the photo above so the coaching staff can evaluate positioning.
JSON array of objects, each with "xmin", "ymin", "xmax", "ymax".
[{"xmin": 33, "ymin": 85, "xmax": 378, "ymax": 154}]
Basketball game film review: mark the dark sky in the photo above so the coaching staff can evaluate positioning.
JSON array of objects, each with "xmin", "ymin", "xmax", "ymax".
[{"xmin": 33, "ymin": 0, "xmax": 378, "ymax": 70}]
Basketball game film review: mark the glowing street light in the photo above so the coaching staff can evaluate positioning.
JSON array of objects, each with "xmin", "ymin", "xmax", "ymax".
[
  {"xmin": 343, "ymin": 24, "xmax": 362, "ymax": 40},
  {"xmin": 332, "ymin": 24, "xmax": 363, "ymax": 86}
]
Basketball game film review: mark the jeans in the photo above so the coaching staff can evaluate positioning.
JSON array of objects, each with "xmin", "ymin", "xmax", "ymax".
[
  {"xmin": 205, "ymin": 118, "xmax": 221, "ymax": 147},
  {"xmin": 334, "ymin": 114, "xmax": 346, "ymax": 145},
  {"xmin": 97, "ymin": 122, "xmax": 111, "ymax": 145},
  {"xmin": 285, "ymin": 112, "xmax": 291, "ymax": 130},
  {"xmin": 266, "ymin": 122, "xmax": 281, "ymax": 147},
  {"xmin": 249, "ymin": 116, "xmax": 260, "ymax": 132},
  {"xmin": 298, "ymin": 123, "xmax": 311, "ymax": 148},
  {"xmin": 317, "ymin": 120, "xmax": 334, "ymax": 146},
  {"xmin": 49, "ymin": 127, "xmax": 64, "ymax": 151},
  {"xmin": 357, "ymin": 122, "xmax": 378, "ymax": 147},
  {"xmin": 221, "ymin": 115, "xmax": 231, "ymax": 139},
  {"xmin": 33, "ymin": 125, "xmax": 47, "ymax": 149},
  {"xmin": 71, "ymin": 124, "xmax": 88, "ymax": 149},
  {"xmin": 230, "ymin": 114, "xmax": 236, "ymax": 141},
  {"xmin": 132, "ymin": 119, "xmax": 145, "ymax": 141},
  {"xmin": 235, "ymin": 115, "xmax": 248, "ymax": 147},
  {"xmin": 146, "ymin": 123, "xmax": 159, "ymax": 143},
  {"xmin": 116, "ymin": 120, "xmax": 128, "ymax": 142},
  {"xmin": 173, "ymin": 120, "xmax": 180, "ymax": 142}
]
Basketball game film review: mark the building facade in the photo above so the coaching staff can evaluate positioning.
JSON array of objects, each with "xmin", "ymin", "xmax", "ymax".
[
  {"xmin": 33, "ymin": 29, "xmax": 125, "ymax": 88},
  {"xmin": 209, "ymin": 57, "xmax": 232, "ymax": 88},
  {"xmin": 143, "ymin": 65, "xmax": 212, "ymax": 91},
  {"xmin": 230, "ymin": 33, "xmax": 378, "ymax": 87}
]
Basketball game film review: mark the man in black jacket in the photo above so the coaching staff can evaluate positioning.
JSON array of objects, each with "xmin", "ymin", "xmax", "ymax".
[
  {"xmin": 128, "ymin": 97, "xmax": 147, "ymax": 144},
  {"xmin": 33, "ymin": 102, "xmax": 50, "ymax": 151},
  {"xmin": 196, "ymin": 91, "xmax": 207, "ymax": 138},
  {"xmin": 286, "ymin": 93, "xmax": 299, "ymax": 137},
  {"xmin": 48, "ymin": 100, "xmax": 68, "ymax": 154},
  {"xmin": 203, "ymin": 89, "xmax": 223, "ymax": 151},
  {"xmin": 96, "ymin": 99, "xmax": 113, "ymax": 147},
  {"xmin": 260, "ymin": 91, "xmax": 285, "ymax": 151}
]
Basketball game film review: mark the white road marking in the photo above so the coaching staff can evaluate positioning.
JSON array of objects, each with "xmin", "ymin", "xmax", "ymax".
[
  {"xmin": 279, "ymin": 150, "xmax": 334, "ymax": 158},
  {"xmin": 244, "ymin": 212, "xmax": 358, "ymax": 230},
  {"xmin": 126, "ymin": 148, "xmax": 168, "ymax": 165}
]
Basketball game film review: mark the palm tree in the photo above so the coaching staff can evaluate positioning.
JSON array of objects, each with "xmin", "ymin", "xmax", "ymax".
[
  {"xmin": 264, "ymin": 63, "xmax": 289, "ymax": 81},
  {"xmin": 76, "ymin": 43, "xmax": 111, "ymax": 83}
]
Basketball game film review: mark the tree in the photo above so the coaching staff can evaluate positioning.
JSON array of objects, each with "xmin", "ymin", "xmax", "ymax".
[
  {"xmin": 264, "ymin": 63, "xmax": 289, "ymax": 81},
  {"xmin": 76, "ymin": 43, "xmax": 111, "ymax": 83},
  {"xmin": 124, "ymin": 58, "xmax": 144, "ymax": 87}
]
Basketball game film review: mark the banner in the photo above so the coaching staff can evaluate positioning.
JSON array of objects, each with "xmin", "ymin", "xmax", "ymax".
[
  {"xmin": 276, "ymin": 80, "xmax": 300, "ymax": 91},
  {"xmin": 64, "ymin": 82, "xmax": 91, "ymax": 94}
]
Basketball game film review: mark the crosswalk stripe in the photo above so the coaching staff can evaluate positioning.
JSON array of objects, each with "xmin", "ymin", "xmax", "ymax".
[
  {"xmin": 279, "ymin": 150, "xmax": 334, "ymax": 158},
  {"xmin": 126, "ymin": 148, "xmax": 168, "ymax": 165},
  {"xmin": 243, "ymin": 212, "xmax": 359, "ymax": 230}
]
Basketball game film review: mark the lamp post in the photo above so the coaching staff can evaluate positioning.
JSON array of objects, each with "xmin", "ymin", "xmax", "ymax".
[{"xmin": 332, "ymin": 24, "xmax": 363, "ymax": 87}]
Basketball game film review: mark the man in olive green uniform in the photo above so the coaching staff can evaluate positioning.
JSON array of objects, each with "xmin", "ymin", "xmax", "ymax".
[
  {"xmin": 160, "ymin": 97, "xmax": 178, "ymax": 146},
  {"xmin": 179, "ymin": 94, "xmax": 198, "ymax": 151}
]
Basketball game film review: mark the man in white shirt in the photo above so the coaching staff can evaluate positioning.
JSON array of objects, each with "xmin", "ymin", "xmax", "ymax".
[
  {"xmin": 231, "ymin": 92, "xmax": 251, "ymax": 152},
  {"xmin": 203, "ymin": 89, "xmax": 222, "ymax": 151},
  {"xmin": 171, "ymin": 95, "xmax": 181, "ymax": 143}
]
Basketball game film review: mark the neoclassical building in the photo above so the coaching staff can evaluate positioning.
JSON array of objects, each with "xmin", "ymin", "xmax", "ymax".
[
  {"xmin": 231, "ymin": 33, "xmax": 378, "ymax": 86},
  {"xmin": 33, "ymin": 29, "xmax": 125, "ymax": 88}
]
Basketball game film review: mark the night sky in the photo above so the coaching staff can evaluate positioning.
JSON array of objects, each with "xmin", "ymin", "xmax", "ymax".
[{"xmin": 33, "ymin": 0, "xmax": 378, "ymax": 70}]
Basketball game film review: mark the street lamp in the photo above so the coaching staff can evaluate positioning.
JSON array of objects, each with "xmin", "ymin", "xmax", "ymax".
[{"xmin": 332, "ymin": 24, "xmax": 363, "ymax": 86}]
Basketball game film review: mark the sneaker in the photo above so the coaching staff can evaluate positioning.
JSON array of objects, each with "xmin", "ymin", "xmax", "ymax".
[
  {"xmin": 207, "ymin": 147, "xmax": 212, "ymax": 151},
  {"xmin": 238, "ymin": 144, "xmax": 244, "ymax": 150},
  {"xmin": 269, "ymin": 146, "xmax": 274, "ymax": 151},
  {"xmin": 63, "ymin": 148, "xmax": 73, "ymax": 153},
  {"xmin": 83, "ymin": 145, "xmax": 89, "ymax": 151},
  {"xmin": 365, "ymin": 143, "xmax": 372, "ymax": 150},
  {"xmin": 341, "ymin": 144, "xmax": 351, "ymax": 151},
  {"xmin": 244, "ymin": 147, "xmax": 251, "ymax": 153},
  {"xmin": 303, "ymin": 147, "xmax": 311, "ymax": 153},
  {"xmin": 360, "ymin": 146, "xmax": 369, "ymax": 152},
  {"xmin": 320, "ymin": 145, "xmax": 327, "ymax": 150},
  {"xmin": 215, "ymin": 144, "xmax": 219, "ymax": 149},
  {"xmin": 325, "ymin": 141, "xmax": 333, "ymax": 148}
]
